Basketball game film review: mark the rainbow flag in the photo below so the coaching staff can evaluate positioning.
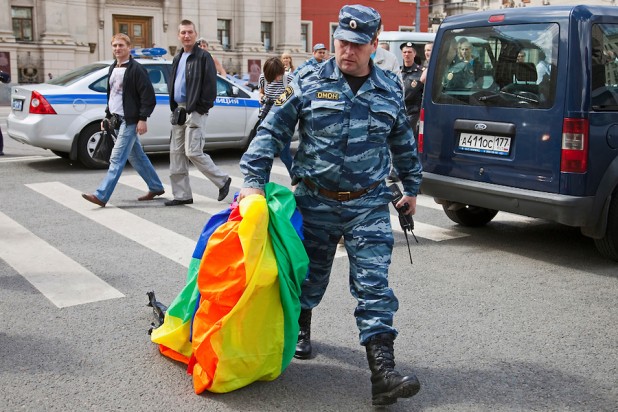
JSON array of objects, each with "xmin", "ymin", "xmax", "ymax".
[{"xmin": 151, "ymin": 183, "xmax": 309, "ymax": 393}]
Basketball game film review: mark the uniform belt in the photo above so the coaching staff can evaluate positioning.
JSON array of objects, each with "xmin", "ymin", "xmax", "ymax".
[{"xmin": 303, "ymin": 179, "xmax": 381, "ymax": 201}]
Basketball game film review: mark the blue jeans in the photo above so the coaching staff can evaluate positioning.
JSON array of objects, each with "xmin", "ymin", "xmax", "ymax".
[{"xmin": 94, "ymin": 121, "xmax": 164, "ymax": 203}]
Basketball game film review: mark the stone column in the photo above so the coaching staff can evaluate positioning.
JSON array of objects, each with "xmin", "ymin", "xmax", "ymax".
[
  {"xmin": 275, "ymin": 0, "xmax": 303, "ymax": 54},
  {"xmin": 40, "ymin": 0, "xmax": 73, "ymax": 43},
  {"xmin": 235, "ymin": 0, "xmax": 263, "ymax": 52},
  {"xmin": 0, "ymin": 0, "xmax": 16, "ymax": 40},
  {"xmin": 198, "ymin": 0, "xmax": 219, "ymax": 47}
]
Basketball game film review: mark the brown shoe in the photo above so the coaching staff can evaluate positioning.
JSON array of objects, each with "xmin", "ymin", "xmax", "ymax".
[
  {"xmin": 137, "ymin": 190, "xmax": 165, "ymax": 201},
  {"xmin": 82, "ymin": 193, "xmax": 106, "ymax": 207}
]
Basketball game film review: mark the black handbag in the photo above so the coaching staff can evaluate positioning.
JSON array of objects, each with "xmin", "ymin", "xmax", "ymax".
[
  {"xmin": 93, "ymin": 121, "xmax": 115, "ymax": 164},
  {"xmin": 170, "ymin": 106, "xmax": 186, "ymax": 125}
]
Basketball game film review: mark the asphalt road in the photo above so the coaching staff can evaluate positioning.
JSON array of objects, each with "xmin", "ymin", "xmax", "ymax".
[{"xmin": 0, "ymin": 109, "xmax": 616, "ymax": 411}]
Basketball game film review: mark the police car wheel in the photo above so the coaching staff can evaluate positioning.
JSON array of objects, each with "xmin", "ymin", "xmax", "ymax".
[
  {"xmin": 78, "ymin": 123, "xmax": 108, "ymax": 170},
  {"xmin": 443, "ymin": 204, "xmax": 498, "ymax": 227},
  {"xmin": 594, "ymin": 190, "xmax": 618, "ymax": 261}
]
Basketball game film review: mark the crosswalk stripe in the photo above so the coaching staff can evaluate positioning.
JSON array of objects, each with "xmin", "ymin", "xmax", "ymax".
[
  {"xmin": 0, "ymin": 155, "xmax": 50, "ymax": 163},
  {"xmin": 26, "ymin": 182, "xmax": 195, "ymax": 269},
  {"xmin": 0, "ymin": 210, "xmax": 124, "ymax": 308}
]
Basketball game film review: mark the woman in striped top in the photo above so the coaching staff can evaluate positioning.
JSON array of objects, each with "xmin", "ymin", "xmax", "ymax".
[{"xmin": 257, "ymin": 57, "xmax": 295, "ymax": 175}]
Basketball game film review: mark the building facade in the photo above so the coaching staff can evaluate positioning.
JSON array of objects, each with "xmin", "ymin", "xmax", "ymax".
[
  {"xmin": 428, "ymin": 0, "xmax": 616, "ymax": 32},
  {"xmin": 0, "ymin": 0, "xmax": 305, "ymax": 86},
  {"xmin": 0, "ymin": 0, "xmax": 615, "ymax": 92},
  {"xmin": 301, "ymin": 0, "xmax": 429, "ymax": 53}
]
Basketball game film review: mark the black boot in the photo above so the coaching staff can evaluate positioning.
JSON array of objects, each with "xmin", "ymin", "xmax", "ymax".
[
  {"xmin": 294, "ymin": 309, "xmax": 312, "ymax": 359},
  {"xmin": 365, "ymin": 333, "xmax": 420, "ymax": 406}
]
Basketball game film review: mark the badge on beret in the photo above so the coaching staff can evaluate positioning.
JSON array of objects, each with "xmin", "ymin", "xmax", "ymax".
[
  {"xmin": 275, "ymin": 86, "xmax": 294, "ymax": 106},
  {"xmin": 350, "ymin": 19, "xmax": 357, "ymax": 29}
]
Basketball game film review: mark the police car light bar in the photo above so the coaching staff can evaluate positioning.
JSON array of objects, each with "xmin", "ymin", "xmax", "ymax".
[{"xmin": 130, "ymin": 47, "xmax": 168, "ymax": 58}]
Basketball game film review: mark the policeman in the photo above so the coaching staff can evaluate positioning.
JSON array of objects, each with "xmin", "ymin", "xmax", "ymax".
[
  {"xmin": 400, "ymin": 42, "xmax": 424, "ymax": 133},
  {"xmin": 239, "ymin": 4, "xmax": 422, "ymax": 407},
  {"xmin": 294, "ymin": 43, "xmax": 328, "ymax": 74}
]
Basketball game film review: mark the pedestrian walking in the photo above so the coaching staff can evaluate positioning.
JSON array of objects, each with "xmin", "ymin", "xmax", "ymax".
[
  {"xmin": 82, "ymin": 33, "xmax": 164, "ymax": 207},
  {"xmin": 166, "ymin": 19, "xmax": 231, "ymax": 206}
]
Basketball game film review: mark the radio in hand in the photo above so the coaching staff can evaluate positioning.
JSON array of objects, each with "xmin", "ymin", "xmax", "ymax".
[{"xmin": 388, "ymin": 183, "xmax": 418, "ymax": 264}]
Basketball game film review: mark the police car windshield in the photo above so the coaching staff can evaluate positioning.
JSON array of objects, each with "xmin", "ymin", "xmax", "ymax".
[{"xmin": 47, "ymin": 63, "xmax": 109, "ymax": 86}]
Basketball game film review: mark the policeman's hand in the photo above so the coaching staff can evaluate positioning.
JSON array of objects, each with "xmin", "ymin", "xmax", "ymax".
[
  {"xmin": 137, "ymin": 120, "xmax": 148, "ymax": 135},
  {"xmin": 396, "ymin": 195, "xmax": 417, "ymax": 216},
  {"xmin": 238, "ymin": 187, "xmax": 265, "ymax": 202}
]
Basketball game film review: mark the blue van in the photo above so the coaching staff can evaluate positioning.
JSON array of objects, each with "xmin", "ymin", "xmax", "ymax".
[{"xmin": 419, "ymin": 5, "xmax": 618, "ymax": 261}]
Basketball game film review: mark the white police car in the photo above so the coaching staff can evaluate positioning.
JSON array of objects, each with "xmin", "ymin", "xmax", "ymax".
[{"xmin": 7, "ymin": 48, "xmax": 261, "ymax": 169}]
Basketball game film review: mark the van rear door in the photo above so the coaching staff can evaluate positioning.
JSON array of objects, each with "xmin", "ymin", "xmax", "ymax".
[{"xmin": 422, "ymin": 21, "xmax": 564, "ymax": 194}]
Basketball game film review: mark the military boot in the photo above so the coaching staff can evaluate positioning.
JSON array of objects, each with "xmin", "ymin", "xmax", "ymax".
[
  {"xmin": 365, "ymin": 333, "xmax": 420, "ymax": 406},
  {"xmin": 294, "ymin": 309, "xmax": 312, "ymax": 359}
]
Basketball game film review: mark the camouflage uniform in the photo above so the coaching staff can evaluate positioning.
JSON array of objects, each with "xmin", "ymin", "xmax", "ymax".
[
  {"xmin": 240, "ymin": 56, "xmax": 422, "ymax": 344},
  {"xmin": 293, "ymin": 56, "xmax": 323, "ymax": 75}
]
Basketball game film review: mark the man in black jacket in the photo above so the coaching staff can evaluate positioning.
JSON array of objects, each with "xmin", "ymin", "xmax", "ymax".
[
  {"xmin": 400, "ymin": 42, "xmax": 424, "ymax": 134},
  {"xmin": 82, "ymin": 33, "xmax": 165, "ymax": 207},
  {"xmin": 165, "ymin": 19, "xmax": 231, "ymax": 206}
]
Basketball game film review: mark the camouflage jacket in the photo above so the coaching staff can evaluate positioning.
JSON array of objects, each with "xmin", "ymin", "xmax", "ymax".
[{"xmin": 240, "ymin": 57, "xmax": 423, "ymax": 198}]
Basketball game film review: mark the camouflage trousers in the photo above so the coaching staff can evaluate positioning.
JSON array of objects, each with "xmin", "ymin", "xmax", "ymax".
[{"xmin": 295, "ymin": 186, "xmax": 399, "ymax": 345}]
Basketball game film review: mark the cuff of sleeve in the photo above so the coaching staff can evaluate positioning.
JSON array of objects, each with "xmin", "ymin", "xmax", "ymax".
[{"xmin": 243, "ymin": 177, "xmax": 267, "ymax": 191}]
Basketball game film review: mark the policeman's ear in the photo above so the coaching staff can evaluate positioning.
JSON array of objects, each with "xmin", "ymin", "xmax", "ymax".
[{"xmin": 370, "ymin": 38, "xmax": 378, "ymax": 54}]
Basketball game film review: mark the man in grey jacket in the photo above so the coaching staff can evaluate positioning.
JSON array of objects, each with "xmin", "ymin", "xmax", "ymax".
[{"xmin": 166, "ymin": 19, "xmax": 231, "ymax": 206}]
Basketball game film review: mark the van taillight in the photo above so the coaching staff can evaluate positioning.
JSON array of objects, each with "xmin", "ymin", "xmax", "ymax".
[
  {"xmin": 29, "ymin": 91, "xmax": 56, "ymax": 115},
  {"xmin": 561, "ymin": 118, "xmax": 588, "ymax": 173},
  {"xmin": 417, "ymin": 108, "xmax": 424, "ymax": 153}
]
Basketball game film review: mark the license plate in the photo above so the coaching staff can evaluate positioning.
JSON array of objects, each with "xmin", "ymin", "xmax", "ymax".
[
  {"xmin": 12, "ymin": 99, "xmax": 23, "ymax": 111},
  {"xmin": 458, "ymin": 133, "xmax": 511, "ymax": 156}
]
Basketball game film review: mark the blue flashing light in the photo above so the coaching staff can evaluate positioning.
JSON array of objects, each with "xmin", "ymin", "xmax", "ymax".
[{"xmin": 130, "ymin": 47, "xmax": 168, "ymax": 58}]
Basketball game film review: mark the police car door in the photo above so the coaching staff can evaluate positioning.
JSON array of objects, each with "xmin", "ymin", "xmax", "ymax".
[{"xmin": 205, "ymin": 77, "xmax": 256, "ymax": 144}]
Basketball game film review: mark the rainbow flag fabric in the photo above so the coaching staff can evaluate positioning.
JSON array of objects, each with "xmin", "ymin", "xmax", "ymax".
[{"xmin": 151, "ymin": 183, "xmax": 309, "ymax": 393}]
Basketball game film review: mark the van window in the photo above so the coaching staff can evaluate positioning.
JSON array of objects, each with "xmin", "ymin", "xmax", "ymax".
[
  {"xmin": 591, "ymin": 23, "xmax": 618, "ymax": 111},
  {"xmin": 431, "ymin": 23, "xmax": 558, "ymax": 109}
]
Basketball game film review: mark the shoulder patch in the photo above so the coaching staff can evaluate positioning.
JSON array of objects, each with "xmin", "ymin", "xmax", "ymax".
[
  {"xmin": 275, "ymin": 86, "xmax": 294, "ymax": 106},
  {"xmin": 316, "ymin": 91, "xmax": 340, "ymax": 100}
]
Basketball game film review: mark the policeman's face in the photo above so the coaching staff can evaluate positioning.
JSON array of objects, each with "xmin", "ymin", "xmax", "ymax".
[
  {"xmin": 314, "ymin": 49, "xmax": 327, "ymax": 62},
  {"xmin": 111, "ymin": 39, "xmax": 131, "ymax": 62},
  {"xmin": 178, "ymin": 24, "xmax": 197, "ymax": 51},
  {"xmin": 335, "ymin": 38, "xmax": 377, "ymax": 77},
  {"xmin": 402, "ymin": 46, "xmax": 416, "ymax": 66}
]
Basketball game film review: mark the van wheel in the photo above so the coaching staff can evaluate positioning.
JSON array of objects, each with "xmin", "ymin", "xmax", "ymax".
[
  {"xmin": 77, "ymin": 123, "xmax": 107, "ymax": 169},
  {"xmin": 443, "ymin": 205, "xmax": 498, "ymax": 227},
  {"xmin": 594, "ymin": 193, "xmax": 618, "ymax": 261}
]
